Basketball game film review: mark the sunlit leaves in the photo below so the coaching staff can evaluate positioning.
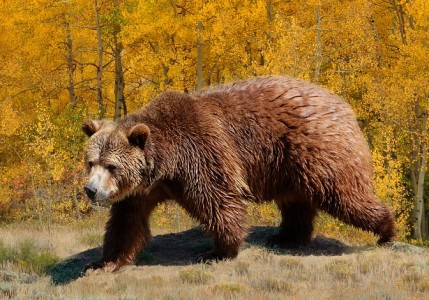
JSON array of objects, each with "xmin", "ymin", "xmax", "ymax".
[{"xmin": 0, "ymin": 0, "xmax": 428, "ymax": 238}]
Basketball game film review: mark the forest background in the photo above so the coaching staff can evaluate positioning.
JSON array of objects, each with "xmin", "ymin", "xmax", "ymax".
[{"xmin": 0, "ymin": 0, "xmax": 428, "ymax": 242}]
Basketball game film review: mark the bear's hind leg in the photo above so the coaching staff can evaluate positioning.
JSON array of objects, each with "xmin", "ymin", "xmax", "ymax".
[{"xmin": 267, "ymin": 198, "xmax": 317, "ymax": 248}]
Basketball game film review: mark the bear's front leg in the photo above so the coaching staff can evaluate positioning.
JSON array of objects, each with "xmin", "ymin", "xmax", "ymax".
[
  {"xmin": 82, "ymin": 196, "xmax": 155, "ymax": 275},
  {"xmin": 196, "ymin": 231, "xmax": 244, "ymax": 263}
]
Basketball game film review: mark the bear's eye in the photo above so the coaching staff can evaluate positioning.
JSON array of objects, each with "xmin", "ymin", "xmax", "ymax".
[
  {"xmin": 107, "ymin": 164, "xmax": 117, "ymax": 172},
  {"xmin": 88, "ymin": 161, "xmax": 94, "ymax": 168}
]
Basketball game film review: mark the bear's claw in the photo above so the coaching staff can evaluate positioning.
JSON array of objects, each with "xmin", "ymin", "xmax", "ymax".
[
  {"xmin": 196, "ymin": 251, "xmax": 226, "ymax": 264},
  {"xmin": 80, "ymin": 260, "xmax": 119, "ymax": 276}
]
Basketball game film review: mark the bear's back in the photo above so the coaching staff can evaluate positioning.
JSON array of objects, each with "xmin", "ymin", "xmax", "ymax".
[
  {"xmin": 193, "ymin": 76, "xmax": 372, "ymax": 200},
  {"xmin": 194, "ymin": 76, "xmax": 362, "ymax": 153}
]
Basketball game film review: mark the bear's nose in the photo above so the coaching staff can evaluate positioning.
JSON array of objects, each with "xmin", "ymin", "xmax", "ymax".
[{"xmin": 84, "ymin": 185, "xmax": 97, "ymax": 200}]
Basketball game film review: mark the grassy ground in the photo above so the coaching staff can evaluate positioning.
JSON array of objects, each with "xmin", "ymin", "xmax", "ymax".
[{"xmin": 1, "ymin": 220, "xmax": 429, "ymax": 299}]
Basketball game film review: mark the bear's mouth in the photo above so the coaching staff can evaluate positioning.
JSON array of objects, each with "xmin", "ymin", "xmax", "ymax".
[{"xmin": 84, "ymin": 182, "xmax": 118, "ymax": 204}]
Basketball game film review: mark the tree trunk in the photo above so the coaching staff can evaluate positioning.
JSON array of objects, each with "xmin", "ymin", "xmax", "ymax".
[
  {"xmin": 267, "ymin": 0, "xmax": 273, "ymax": 42},
  {"xmin": 390, "ymin": 0, "xmax": 407, "ymax": 45},
  {"xmin": 414, "ymin": 147, "xmax": 428, "ymax": 239},
  {"xmin": 94, "ymin": 0, "xmax": 105, "ymax": 118},
  {"xmin": 113, "ymin": 0, "xmax": 126, "ymax": 120},
  {"xmin": 113, "ymin": 32, "xmax": 125, "ymax": 120},
  {"xmin": 266, "ymin": 0, "xmax": 273, "ymax": 44},
  {"xmin": 65, "ymin": 21, "xmax": 76, "ymax": 108},
  {"xmin": 267, "ymin": 0, "xmax": 273, "ymax": 22},
  {"xmin": 196, "ymin": 21, "xmax": 203, "ymax": 92},
  {"xmin": 314, "ymin": 6, "xmax": 322, "ymax": 82},
  {"xmin": 414, "ymin": 110, "xmax": 428, "ymax": 240},
  {"xmin": 370, "ymin": 16, "xmax": 383, "ymax": 68}
]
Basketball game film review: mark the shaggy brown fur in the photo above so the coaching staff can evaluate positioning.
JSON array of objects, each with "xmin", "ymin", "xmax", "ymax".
[{"xmin": 82, "ymin": 76, "xmax": 395, "ymax": 272}]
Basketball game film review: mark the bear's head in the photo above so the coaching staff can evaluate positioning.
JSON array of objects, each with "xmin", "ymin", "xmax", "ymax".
[{"xmin": 82, "ymin": 119, "xmax": 154, "ymax": 204}]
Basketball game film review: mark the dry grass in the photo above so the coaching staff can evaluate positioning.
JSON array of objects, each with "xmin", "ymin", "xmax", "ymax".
[{"xmin": 0, "ymin": 222, "xmax": 428, "ymax": 299}]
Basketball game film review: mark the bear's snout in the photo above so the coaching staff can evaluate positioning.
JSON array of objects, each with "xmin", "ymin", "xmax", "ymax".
[{"xmin": 84, "ymin": 185, "xmax": 97, "ymax": 200}]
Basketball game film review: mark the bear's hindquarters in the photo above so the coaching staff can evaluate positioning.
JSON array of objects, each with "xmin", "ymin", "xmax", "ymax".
[{"xmin": 320, "ymin": 193, "xmax": 396, "ymax": 244}]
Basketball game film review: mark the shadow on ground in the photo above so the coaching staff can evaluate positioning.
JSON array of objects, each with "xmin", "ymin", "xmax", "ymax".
[{"xmin": 48, "ymin": 226, "xmax": 362, "ymax": 285}]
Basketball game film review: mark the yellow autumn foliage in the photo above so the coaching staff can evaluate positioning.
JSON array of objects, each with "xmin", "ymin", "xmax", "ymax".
[{"xmin": 0, "ymin": 0, "xmax": 428, "ymax": 241}]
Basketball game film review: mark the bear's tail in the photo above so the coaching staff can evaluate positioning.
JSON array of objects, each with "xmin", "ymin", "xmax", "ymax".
[
  {"xmin": 373, "ymin": 204, "xmax": 396, "ymax": 245},
  {"xmin": 321, "ymin": 194, "xmax": 396, "ymax": 244}
]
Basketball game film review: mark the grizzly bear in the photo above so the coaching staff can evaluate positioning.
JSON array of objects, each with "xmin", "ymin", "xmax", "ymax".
[{"xmin": 82, "ymin": 76, "xmax": 395, "ymax": 273}]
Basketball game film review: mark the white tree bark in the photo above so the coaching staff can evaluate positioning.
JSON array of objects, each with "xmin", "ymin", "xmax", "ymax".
[{"xmin": 94, "ymin": 0, "xmax": 105, "ymax": 118}]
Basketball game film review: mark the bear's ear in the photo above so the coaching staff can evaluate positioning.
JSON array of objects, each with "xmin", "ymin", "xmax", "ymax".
[
  {"xmin": 82, "ymin": 120, "xmax": 104, "ymax": 137},
  {"xmin": 128, "ymin": 124, "xmax": 151, "ymax": 149}
]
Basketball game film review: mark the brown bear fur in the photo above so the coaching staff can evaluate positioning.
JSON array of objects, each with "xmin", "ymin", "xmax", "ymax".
[{"xmin": 82, "ymin": 76, "xmax": 395, "ymax": 272}]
